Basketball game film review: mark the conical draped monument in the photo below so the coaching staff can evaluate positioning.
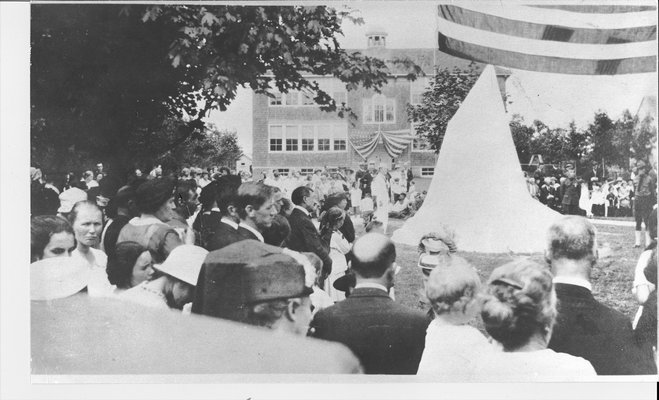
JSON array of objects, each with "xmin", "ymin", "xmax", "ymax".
[{"xmin": 392, "ymin": 65, "xmax": 560, "ymax": 253}]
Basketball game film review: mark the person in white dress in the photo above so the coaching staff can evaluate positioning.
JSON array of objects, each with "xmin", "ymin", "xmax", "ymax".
[
  {"xmin": 319, "ymin": 206, "xmax": 351, "ymax": 302},
  {"xmin": 476, "ymin": 259, "xmax": 597, "ymax": 381},
  {"xmin": 68, "ymin": 200, "xmax": 113, "ymax": 297},
  {"xmin": 417, "ymin": 256, "xmax": 495, "ymax": 380},
  {"xmin": 371, "ymin": 166, "xmax": 390, "ymax": 234}
]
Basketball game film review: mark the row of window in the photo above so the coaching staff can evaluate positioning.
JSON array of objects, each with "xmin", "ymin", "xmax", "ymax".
[
  {"xmin": 269, "ymin": 124, "xmax": 348, "ymax": 153},
  {"xmin": 268, "ymin": 125, "xmax": 433, "ymax": 153},
  {"xmin": 269, "ymin": 91, "xmax": 347, "ymax": 107}
]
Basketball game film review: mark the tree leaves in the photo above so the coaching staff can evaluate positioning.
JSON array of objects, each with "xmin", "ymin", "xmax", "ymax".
[
  {"xmin": 31, "ymin": 4, "xmax": 404, "ymax": 176},
  {"xmin": 407, "ymin": 64, "xmax": 479, "ymax": 152}
]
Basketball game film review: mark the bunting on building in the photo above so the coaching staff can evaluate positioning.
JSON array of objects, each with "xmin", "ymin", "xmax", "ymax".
[
  {"xmin": 349, "ymin": 128, "xmax": 415, "ymax": 160},
  {"xmin": 437, "ymin": 4, "xmax": 657, "ymax": 75}
]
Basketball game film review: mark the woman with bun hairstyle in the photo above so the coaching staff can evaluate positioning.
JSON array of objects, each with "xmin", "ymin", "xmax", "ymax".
[
  {"xmin": 319, "ymin": 206, "xmax": 350, "ymax": 302},
  {"xmin": 478, "ymin": 260, "xmax": 596, "ymax": 381}
]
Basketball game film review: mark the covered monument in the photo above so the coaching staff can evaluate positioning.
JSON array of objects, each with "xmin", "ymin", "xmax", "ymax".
[{"xmin": 392, "ymin": 65, "xmax": 560, "ymax": 253}]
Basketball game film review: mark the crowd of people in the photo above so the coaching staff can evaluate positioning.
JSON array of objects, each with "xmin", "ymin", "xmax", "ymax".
[
  {"xmin": 526, "ymin": 160, "xmax": 657, "ymax": 248},
  {"xmin": 29, "ymin": 159, "xmax": 657, "ymax": 377}
]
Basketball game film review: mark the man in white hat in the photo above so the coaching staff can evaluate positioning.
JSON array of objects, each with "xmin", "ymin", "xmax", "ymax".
[{"xmin": 120, "ymin": 245, "xmax": 208, "ymax": 311}]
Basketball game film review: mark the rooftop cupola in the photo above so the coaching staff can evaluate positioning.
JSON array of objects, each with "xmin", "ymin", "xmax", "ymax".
[{"xmin": 366, "ymin": 27, "xmax": 388, "ymax": 49}]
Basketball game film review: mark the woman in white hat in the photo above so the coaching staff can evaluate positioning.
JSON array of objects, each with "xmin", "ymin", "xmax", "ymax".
[{"xmin": 120, "ymin": 245, "xmax": 208, "ymax": 311}]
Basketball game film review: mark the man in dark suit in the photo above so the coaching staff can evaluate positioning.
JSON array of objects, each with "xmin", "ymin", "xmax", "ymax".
[
  {"xmin": 311, "ymin": 233, "xmax": 429, "ymax": 374},
  {"xmin": 234, "ymin": 182, "xmax": 278, "ymax": 243},
  {"xmin": 546, "ymin": 216, "xmax": 657, "ymax": 375},
  {"xmin": 286, "ymin": 186, "xmax": 332, "ymax": 284},
  {"xmin": 560, "ymin": 166, "xmax": 582, "ymax": 215},
  {"xmin": 206, "ymin": 176, "xmax": 244, "ymax": 251}
]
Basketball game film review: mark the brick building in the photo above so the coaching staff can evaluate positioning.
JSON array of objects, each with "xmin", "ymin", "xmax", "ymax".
[{"xmin": 252, "ymin": 29, "xmax": 510, "ymax": 178}]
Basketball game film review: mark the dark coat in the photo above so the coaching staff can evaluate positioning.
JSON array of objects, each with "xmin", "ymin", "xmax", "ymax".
[
  {"xmin": 548, "ymin": 283, "xmax": 657, "ymax": 375},
  {"xmin": 237, "ymin": 225, "xmax": 261, "ymax": 242},
  {"xmin": 560, "ymin": 178, "xmax": 581, "ymax": 205},
  {"xmin": 311, "ymin": 287, "xmax": 429, "ymax": 374},
  {"xmin": 206, "ymin": 221, "xmax": 246, "ymax": 251},
  {"xmin": 192, "ymin": 210, "xmax": 223, "ymax": 249},
  {"xmin": 285, "ymin": 208, "xmax": 332, "ymax": 277},
  {"xmin": 339, "ymin": 214, "xmax": 355, "ymax": 243}
]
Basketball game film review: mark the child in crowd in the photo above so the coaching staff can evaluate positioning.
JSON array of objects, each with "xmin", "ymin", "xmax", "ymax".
[
  {"xmin": 350, "ymin": 181, "xmax": 362, "ymax": 215},
  {"xmin": 606, "ymin": 185, "xmax": 618, "ymax": 217},
  {"xmin": 408, "ymin": 180, "xmax": 417, "ymax": 200},
  {"xmin": 590, "ymin": 184, "xmax": 606, "ymax": 217},
  {"xmin": 416, "ymin": 256, "xmax": 494, "ymax": 379}
]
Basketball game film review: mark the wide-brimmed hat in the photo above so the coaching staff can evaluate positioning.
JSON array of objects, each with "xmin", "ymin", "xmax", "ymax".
[
  {"xmin": 154, "ymin": 245, "xmax": 208, "ymax": 286},
  {"xmin": 31, "ymin": 257, "xmax": 89, "ymax": 300}
]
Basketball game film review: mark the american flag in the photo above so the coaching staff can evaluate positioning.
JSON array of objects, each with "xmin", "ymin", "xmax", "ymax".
[{"xmin": 437, "ymin": 3, "xmax": 657, "ymax": 75}]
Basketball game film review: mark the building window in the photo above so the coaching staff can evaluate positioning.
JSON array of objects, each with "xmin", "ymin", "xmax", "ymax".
[
  {"xmin": 285, "ymin": 125, "xmax": 299, "ymax": 151},
  {"xmin": 269, "ymin": 92, "xmax": 283, "ymax": 106},
  {"xmin": 363, "ymin": 94, "xmax": 395, "ymax": 124},
  {"xmin": 300, "ymin": 168, "xmax": 314, "ymax": 175},
  {"xmin": 421, "ymin": 167, "xmax": 435, "ymax": 176},
  {"xmin": 301, "ymin": 92, "xmax": 315, "ymax": 106},
  {"xmin": 269, "ymin": 123, "xmax": 347, "ymax": 153},
  {"xmin": 269, "ymin": 125, "xmax": 283, "ymax": 152},
  {"xmin": 301, "ymin": 125, "xmax": 315, "ymax": 151},
  {"xmin": 410, "ymin": 77, "xmax": 430, "ymax": 106},
  {"xmin": 317, "ymin": 125, "xmax": 331, "ymax": 151},
  {"xmin": 275, "ymin": 168, "xmax": 290, "ymax": 175},
  {"xmin": 333, "ymin": 125, "xmax": 347, "ymax": 151}
]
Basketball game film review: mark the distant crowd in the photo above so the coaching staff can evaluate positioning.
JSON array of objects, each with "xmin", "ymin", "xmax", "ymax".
[{"xmin": 526, "ymin": 160, "xmax": 657, "ymax": 248}]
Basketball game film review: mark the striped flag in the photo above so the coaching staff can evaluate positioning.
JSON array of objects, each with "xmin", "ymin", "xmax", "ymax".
[{"xmin": 437, "ymin": 3, "xmax": 657, "ymax": 75}]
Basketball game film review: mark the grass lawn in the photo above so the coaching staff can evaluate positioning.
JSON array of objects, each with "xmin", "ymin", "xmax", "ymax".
[{"xmin": 354, "ymin": 216, "xmax": 644, "ymax": 331}]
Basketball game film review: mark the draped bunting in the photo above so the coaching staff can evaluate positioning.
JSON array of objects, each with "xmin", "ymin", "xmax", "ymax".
[{"xmin": 349, "ymin": 128, "xmax": 416, "ymax": 159}]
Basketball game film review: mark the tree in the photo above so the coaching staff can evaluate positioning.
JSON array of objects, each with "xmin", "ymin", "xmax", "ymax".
[
  {"xmin": 586, "ymin": 111, "xmax": 617, "ymax": 168},
  {"xmin": 631, "ymin": 114, "xmax": 657, "ymax": 164},
  {"xmin": 509, "ymin": 114, "xmax": 534, "ymax": 164},
  {"xmin": 407, "ymin": 64, "xmax": 479, "ymax": 152},
  {"xmin": 31, "ymin": 4, "xmax": 396, "ymax": 177},
  {"xmin": 158, "ymin": 124, "xmax": 242, "ymax": 170}
]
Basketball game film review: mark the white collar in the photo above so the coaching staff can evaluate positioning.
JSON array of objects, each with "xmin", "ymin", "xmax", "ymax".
[
  {"xmin": 220, "ymin": 217, "xmax": 239, "ymax": 230},
  {"xmin": 354, "ymin": 282, "xmax": 389, "ymax": 293},
  {"xmin": 294, "ymin": 205, "xmax": 310, "ymax": 217},
  {"xmin": 129, "ymin": 214, "xmax": 163, "ymax": 226},
  {"xmin": 240, "ymin": 223, "xmax": 264, "ymax": 242},
  {"xmin": 553, "ymin": 276, "xmax": 592, "ymax": 292}
]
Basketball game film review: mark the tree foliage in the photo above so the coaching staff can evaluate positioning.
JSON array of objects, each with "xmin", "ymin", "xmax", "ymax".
[
  {"xmin": 31, "ymin": 4, "xmax": 394, "ymax": 176},
  {"xmin": 406, "ymin": 64, "xmax": 479, "ymax": 152},
  {"xmin": 159, "ymin": 124, "xmax": 242, "ymax": 171},
  {"xmin": 509, "ymin": 110, "xmax": 652, "ymax": 173}
]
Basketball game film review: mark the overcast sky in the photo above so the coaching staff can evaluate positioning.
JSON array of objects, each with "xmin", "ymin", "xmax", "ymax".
[{"xmin": 208, "ymin": 1, "xmax": 657, "ymax": 156}]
